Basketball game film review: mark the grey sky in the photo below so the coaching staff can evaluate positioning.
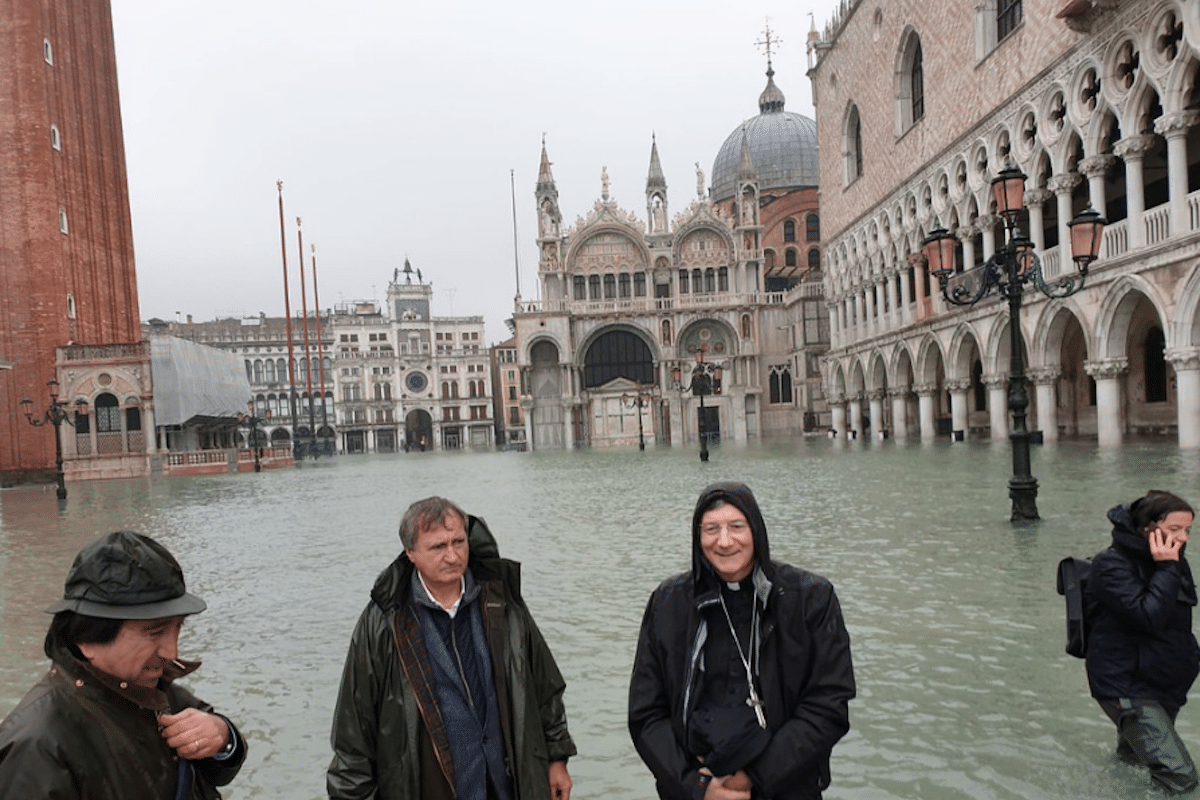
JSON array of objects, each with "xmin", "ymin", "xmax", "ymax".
[{"xmin": 112, "ymin": 1, "xmax": 840, "ymax": 344}]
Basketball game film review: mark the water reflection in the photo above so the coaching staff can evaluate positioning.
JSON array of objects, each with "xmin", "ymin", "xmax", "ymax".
[{"xmin": 1, "ymin": 439, "xmax": 1195, "ymax": 799}]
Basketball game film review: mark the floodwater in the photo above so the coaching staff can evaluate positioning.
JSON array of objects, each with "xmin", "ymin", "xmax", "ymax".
[{"xmin": 1, "ymin": 438, "xmax": 1197, "ymax": 799}]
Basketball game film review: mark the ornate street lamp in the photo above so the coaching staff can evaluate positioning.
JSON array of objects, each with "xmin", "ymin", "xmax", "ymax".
[
  {"xmin": 20, "ymin": 379, "xmax": 88, "ymax": 500},
  {"xmin": 921, "ymin": 163, "xmax": 1106, "ymax": 522},
  {"xmin": 621, "ymin": 385, "xmax": 658, "ymax": 451},
  {"xmin": 673, "ymin": 346, "xmax": 723, "ymax": 462}
]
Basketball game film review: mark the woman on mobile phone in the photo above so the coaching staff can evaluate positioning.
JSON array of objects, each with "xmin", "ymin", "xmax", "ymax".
[{"xmin": 1085, "ymin": 490, "xmax": 1199, "ymax": 793}]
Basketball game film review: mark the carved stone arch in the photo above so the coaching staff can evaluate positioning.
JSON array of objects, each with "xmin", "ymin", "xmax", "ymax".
[
  {"xmin": 914, "ymin": 333, "xmax": 947, "ymax": 385},
  {"xmin": 673, "ymin": 223, "xmax": 735, "ymax": 266},
  {"xmin": 1085, "ymin": 105, "xmax": 1122, "ymax": 156},
  {"xmin": 1116, "ymin": 50, "xmax": 1163, "ymax": 133},
  {"xmin": 576, "ymin": 321, "xmax": 662, "ymax": 371},
  {"xmin": 525, "ymin": 334, "xmax": 564, "ymax": 366},
  {"xmin": 946, "ymin": 321, "xmax": 986, "ymax": 382},
  {"xmin": 848, "ymin": 357, "xmax": 868, "ymax": 396},
  {"xmin": 1103, "ymin": 31, "xmax": 1143, "ymax": 108},
  {"xmin": 981, "ymin": 308, "xmax": 1022, "ymax": 377},
  {"xmin": 830, "ymin": 361, "xmax": 849, "ymax": 399},
  {"xmin": 565, "ymin": 226, "xmax": 650, "ymax": 272},
  {"xmin": 890, "ymin": 341, "xmax": 917, "ymax": 391},
  {"xmin": 968, "ymin": 140, "xmax": 991, "ymax": 191},
  {"xmin": 1069, "ymin": 57, "xmax": 1105, "ymax": 129},
  {"xmin": 1144, "ymin": 4, "xmax": 1187, "ymax": 79},
  {"xmin": 675, "ymin": 319, "xmax": 738, "ymax": 361},
  {"xmin": 1093, "ymin": 274, "xmax": 1170, "ymax": 358},
  {"xmin": 1030, "ymin": 148, "xmax": 1054, "ymax": 190},
  {"xmin": 992, "ymin": 126, "xmax": 1014, "ymax": 169},
  {"xmin": 867, "ymin": 349, "xmax": 889, "ymax": 393},
  {"xmin": 1013, "ymin": 104, "xmax": 1040, "ymax": 162},
  {"xmin": 1031, "ymin": 300, "xmax": 1092, "ymax": 371},
  {"xmin": 1184, "ymin": 0, "xmax": 1200, "ymax": 55},
  {"xmin": 950, "ymin": 156, "xmax": 970, "ymax": 203},
  {"xmin": 932, "ymin": 169, "xmax": 952, "ymax": 217},
  {"xmin": 1039, "ymin": 82, "xmax": 1070, "ymax": 147},
  {"xmin": 1156, "ymin": 47, "xmax": 1200, "ymax": 113},
  {"xmin": 1055, "ymin": 129, "xmax": 1086, "ymax": 176},
  {"xmin": 1172, "ymin": 260, "xmax": 1200, "ymax": 349}
]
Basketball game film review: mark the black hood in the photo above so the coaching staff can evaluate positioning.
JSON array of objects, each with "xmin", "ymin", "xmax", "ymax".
[{"xmin": 691, "ymin": 481, "xmax": 773, "ymax": 586}]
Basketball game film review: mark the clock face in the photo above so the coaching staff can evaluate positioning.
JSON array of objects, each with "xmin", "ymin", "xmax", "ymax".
[{"xmin": 405, "ymin": 372, "xmax": 428, "ymax": 393}]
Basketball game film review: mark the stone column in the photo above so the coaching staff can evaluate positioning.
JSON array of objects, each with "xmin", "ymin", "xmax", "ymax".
[
  {"xmin": 1168, "ymin": 348, "xmax": 1200, "ymax": 448},
  {"xmin": 1086, "ymin": 358, "xmax": 1129, "ymax": 447},
  {"xmin": 886, "ymin": 270, "xmax": 900, "ymax": 325},
  {"xmin": 869, "ymin": 390, "xmax": 885, "ymax": 439},
  {"xmin": 1154, "ymin": 111, "xmax": 1200, "ymax": 237},
  {"xmin": 915, "ymin": 383, "xmax": 938, "ymax": 441},
  {"xmin": 946, "ymin": 379, "xmax": 970, "ymax": 441},
  {"xmin": 983, "ymin": 374, "xmax": 1009, "ymax": 441},
  {"xmin": 890, "ymin": 388, "xmax": 909, "ymax": 439},
  {"xmin": 1114, "ymin": 135, "xmax": 1158, "ymax": 249},
  {"xmin": 1078, "ymin": 155, "xmax": 1117, "ymax": 218},
  {"xmin": 830, "ymin": 394, "xmax": 847, "ymax": 439},
  {"xmin": 959, "ymin": 226, "xmax": 976, "ymax": 272},
  {"xmin": 864, "ymin": 283, "xmax": 876, "ymax": 327},
  {"xmin": 978, "ymin": 214, "xmax": 997, "ymax": 262},
  {"xmin": 848, "ymin": 395, "xmax": 863, "ymax": 439},
  {"xmin": 1049, "ymin": 173, "xmax": 1083, "ymax": 277},
  {"xmin": 1028, "ymin": 367, "xmax": 1061, "ymax": 443},
  {"xmin": 1024, "ymin": 189, "xmax": 1052, "ymax": 254}
]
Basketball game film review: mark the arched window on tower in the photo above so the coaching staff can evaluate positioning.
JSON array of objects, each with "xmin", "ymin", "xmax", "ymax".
[
  {"xmin": 786, "ymin": 248, "xmax": 798, "ymax": 268},
  {"xmin": 806, "ymin": 213, "xmax": 821, "ymax": 241},
  {"xmin": 844, "ymin": 105, "xmax": 864, "ymax": 184},
  {"xmin": 783, "ymin": 220, "xmax": 796, "ymax": 242},
  {"xmin": 678, "ymin": 269, "xmax": 690, "ymax": 294},
  {"xmin": 573, "ymin": 275, "xmax": 586, "ymax": 300},
  {"xmin": 897, "ymin": 32, "xmax": 925, "ymax": 134}
]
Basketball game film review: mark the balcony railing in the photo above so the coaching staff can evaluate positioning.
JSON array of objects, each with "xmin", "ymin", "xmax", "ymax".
[{"xmin": 516, "ymin": 291, "xmax": 792, "ymax": 316}]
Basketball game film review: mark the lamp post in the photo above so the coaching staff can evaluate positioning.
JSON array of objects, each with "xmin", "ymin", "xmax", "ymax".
[
  {"xmin": 921, "ymin": 163, "xmax": 1106, "ymax": 522},
  {"xmin": 238, "ymin": 401, "xmax": 270, "ymax": 473},
  {"xmin": 20, "ymin": 379, "xmax": 88, "ymax": 500},
  {"xmin": 621, "ymin": 386, "xmax": 658, "ymax": 450},
  {"xmin": 673, "ymin": 346, "xmax": 723, "ymax": 462}
]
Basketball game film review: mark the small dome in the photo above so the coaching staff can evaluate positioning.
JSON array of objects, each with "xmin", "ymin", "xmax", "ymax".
[{"xmin": 711, "ymin": 67, "xmax": 818, "ymax": 202}]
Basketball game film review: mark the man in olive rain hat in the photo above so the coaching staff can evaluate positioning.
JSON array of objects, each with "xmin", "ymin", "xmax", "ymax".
[{"xmin": 0, "ymin": 531, "xmax": 246, "ymax": 800}]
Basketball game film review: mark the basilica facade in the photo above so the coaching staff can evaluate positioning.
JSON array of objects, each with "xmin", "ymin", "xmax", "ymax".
[
  {"xmin": 512, "ymin": 67, "xmax": 830, "ymax": 450},
  {"xmin": 811, "ymin": 0, "xmax": 1200, "ymax": 448}
]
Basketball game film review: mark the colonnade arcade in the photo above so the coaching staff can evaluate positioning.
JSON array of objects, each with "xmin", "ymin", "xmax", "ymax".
[
  {"xmin": 823, "ymin": 1, "xmax": 1200, "ymax": 447},
  {"xmin": 827, "ymin": 271, "xmax": 1200, "ymax": 446}
]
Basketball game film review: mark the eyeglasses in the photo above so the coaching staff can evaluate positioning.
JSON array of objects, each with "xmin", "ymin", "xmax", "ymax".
[{"xmin": 700, "ymin": 521, "xmax": 750, "ymax": 537}]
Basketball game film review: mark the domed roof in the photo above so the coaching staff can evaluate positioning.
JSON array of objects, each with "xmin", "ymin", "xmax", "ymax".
[{"xmin": 711, "ymin": 66, "xmax": 819, "ymax": 202}]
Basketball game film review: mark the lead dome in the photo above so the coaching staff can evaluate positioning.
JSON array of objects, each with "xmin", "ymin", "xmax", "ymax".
[{"xmin": 710, "ymin": 65, "xmax": 819, "ymax": 202}]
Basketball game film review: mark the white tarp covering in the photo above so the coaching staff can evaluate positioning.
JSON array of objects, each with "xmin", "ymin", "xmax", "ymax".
[{"xmin": 151, "ymin": 336, "xmax": 251, "ymax": 425}]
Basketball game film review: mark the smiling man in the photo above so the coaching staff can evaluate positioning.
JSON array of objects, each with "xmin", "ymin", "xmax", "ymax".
[
  {"xmin": 629, "ymin": 481, "xmax": 856, "ymax": 800},
  {"xmin": 328, "ymin": 496, "xmax": 576, "ymax": 800},
  {"xmin": 0, "ymin": 531, "xmax": 246, "ymax": 799}
]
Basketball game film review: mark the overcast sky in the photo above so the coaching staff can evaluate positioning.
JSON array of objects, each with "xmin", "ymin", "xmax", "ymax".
[{"xmin": 111, "ymin": 0, "xmax": 841, "ymax": 344}]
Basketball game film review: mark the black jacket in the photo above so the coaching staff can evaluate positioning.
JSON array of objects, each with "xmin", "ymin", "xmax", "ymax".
[
  {"xmin": 629, "ymin": 481, "xmax": 855, "ymax": 800},
  {"xmin": 1084, "ymin": 503, "xmax": 1200, "ymax": 712},
  {"xmin": 0, "ymin": 648, "xmax": 246, "ymax": 800}
]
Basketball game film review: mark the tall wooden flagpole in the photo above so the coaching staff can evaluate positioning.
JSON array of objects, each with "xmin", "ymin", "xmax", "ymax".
[{"xmin": 277, "ymin": 181, "xmax": 300, "ymax": 458}]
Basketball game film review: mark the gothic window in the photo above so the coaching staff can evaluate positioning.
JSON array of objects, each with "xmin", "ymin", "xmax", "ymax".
[
  {"xmin": 679, "ymin": 269, "xmax": 690, "ymax": 294},
  {"xmin": 808, "ymin": 248, "xmax": 821, "ymax": 271},
  {"xmin": 783, "ymin": 220, "xmax": 797, "ymax": 242},
  {"xmin": 603, "ymin": 273, "xmax": 616, "ymax": 299},
  {"xmin": 806, "ymin": 213, "xmax": 821, "ymax": 241},
  {"xmin": 997, "ymin": 0, "xmax": 1022, "ymax": 41},
  {"xmin": 718, "ymin": 267, "xmax": 729, "ymax": 291},
  {"xmin": 265, "ymin": 359, "xmax": 276, "ymax": 383},
  {"xmin": 769, "ymin": 367, "xmax": 793, "ymax": 404},
  {"xmin": 786, "ymin": 248, "xmax": 798, "ymax": 268},
  {"xmin": 634, "ymin": 272, "xmax": 647, "ymax": 297},
  {"xmin": 441, "ymin": 382, "xmax": 450, "ymax": 399},
  {"xmin": 844, "ymin": 105, "xmax": 864, "ymax": 184},
  {"xmin": 619, "ymin": 273, "xmax": 631, "ymax": 298},
  {"xmin": 573, "ymin": 276, "xmax": 586, "ymax": 300},
  {"xmin": 704, "ymin": 269, "xmax": 715, "ymax": 293},
  {"xmin": 588, "ymin": 274, "xmax": 601, "ymax": 299},
  {"xmin": 253, "ymin": 360, "xmax": 264, "ymax": 383},
  {"xmin": 50, "ymin": 125, "xmax": 61, "ymax": 150},
  {"xmin": 693, "ymin": 269, "xmax": 703, "ymax": 293},
  {"xmin": 95, "ymin": 393, "xmax": 121, "ymax": 433}
]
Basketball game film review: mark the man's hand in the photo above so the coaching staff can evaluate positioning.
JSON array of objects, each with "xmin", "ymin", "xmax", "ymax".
[
  {"xmin": 701, "ymin": 768, "xmax": 752, "ymax": 800},
  {"xmin": 159, "ymin": 709, "xmax": 230, "ymax": 760},
  {"xmin": 549, "ymin": 759, "xmax": 572, "ymax": 800}
]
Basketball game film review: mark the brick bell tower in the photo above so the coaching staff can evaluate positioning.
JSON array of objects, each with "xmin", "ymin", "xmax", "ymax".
[{"xmin": 0, "ymin": 0, "xmax": 144, "ymax": 484}]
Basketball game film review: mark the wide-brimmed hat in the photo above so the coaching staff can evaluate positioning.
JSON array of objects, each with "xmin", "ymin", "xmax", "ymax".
[{"xmin": 45, "ymin": 531, "xmax": 207, "ymax": 619}]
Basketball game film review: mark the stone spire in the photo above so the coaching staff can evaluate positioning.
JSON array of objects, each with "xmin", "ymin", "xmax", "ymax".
[
  {"xmin": 758, "ymin": 62, "xmax": 786, "ymax": 113},
  {"xmin": 536, "ymin": 134, "xmax": 557, "ymax": 194},
  {"xmin": 738, "ymin": 127, "xmax": 757, "ymax": 179},
  {"xmin": 535, "ymin": 134, "xmax": 560, "ymax": 241},
  {"xmin": 646, "ymin": 134, "xmax": 669, "ymax": 235},
  {"xmin": 646, "ymin": 133, "xmax": 666, "ymax": 190}
]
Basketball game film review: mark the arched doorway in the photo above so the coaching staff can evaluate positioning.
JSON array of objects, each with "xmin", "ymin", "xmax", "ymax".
[{"xmin": 405, "ymin": 409, "xmax": 434, "ymax": 451}]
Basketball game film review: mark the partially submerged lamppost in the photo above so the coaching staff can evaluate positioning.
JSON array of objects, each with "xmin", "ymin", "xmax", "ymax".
[
  {"xmin": 238, "ymin": 400, "xmax": 270, "ymax": 473},
  {"xmin": 673, "ymin": 346, "xmax": 723, "ymax": 462},
  {"xmin": 621, "ymin": 386, "xmax": 658, "ymax": 451},
  {"xmin": 20, "ymin": 379, "xmax": 89, "ymax": 500},
  {"xmin": 921, "ymin": 163, "xmax": 1106, "ymax": 522}
]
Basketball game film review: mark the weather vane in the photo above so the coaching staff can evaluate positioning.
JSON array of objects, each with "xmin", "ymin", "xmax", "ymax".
[{"xmin": 756, "ymin": 19, "xmax": 781, "ymax": 66}]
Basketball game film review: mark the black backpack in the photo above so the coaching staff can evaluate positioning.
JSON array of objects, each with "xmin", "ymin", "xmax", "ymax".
[{"xmin": 1056, "ymin": 556, "xmax": 1092, "ymax": 658}]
